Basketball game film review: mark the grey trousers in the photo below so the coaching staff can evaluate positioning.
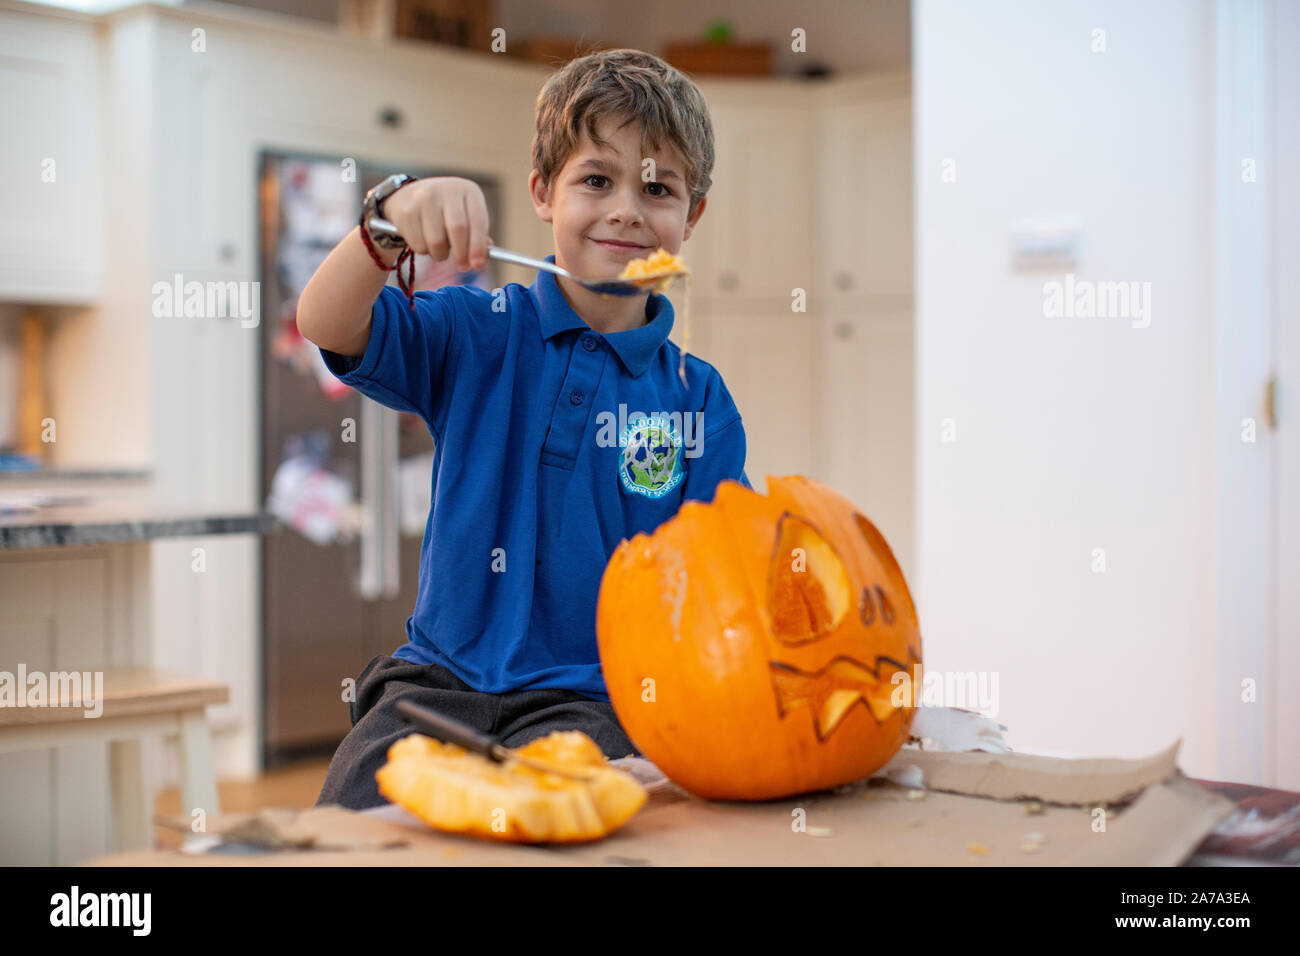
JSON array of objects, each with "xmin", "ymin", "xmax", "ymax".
[{"xmin": 315, "ymin": 654, "xmax": 641, "ymax": 810}]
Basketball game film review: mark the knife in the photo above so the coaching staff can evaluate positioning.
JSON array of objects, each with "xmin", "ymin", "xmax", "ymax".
[{"xmin": 394, "ymin": 699, "xmax": 601, "ymax": 781}]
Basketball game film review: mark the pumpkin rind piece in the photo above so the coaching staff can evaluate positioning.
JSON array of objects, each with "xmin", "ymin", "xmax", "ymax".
[{"xmin": 375, "ymin": 731, "xmax": 648, "ymax": 843}]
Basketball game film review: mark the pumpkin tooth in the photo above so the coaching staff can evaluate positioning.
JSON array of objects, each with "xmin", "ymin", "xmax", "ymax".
[{"xmin": 820, "ymin": 689, "xmax": 862, "ymax": 737}]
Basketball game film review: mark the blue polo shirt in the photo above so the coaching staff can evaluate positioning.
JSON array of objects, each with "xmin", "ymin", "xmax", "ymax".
[{"xmin": 319, "ymin": 256, "xmax": 750, "ymax": 701}]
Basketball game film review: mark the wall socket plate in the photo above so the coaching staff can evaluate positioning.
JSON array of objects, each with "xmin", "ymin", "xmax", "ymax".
[{"xmin": 1009, "ymin": 217, "xmax": 1083, "ymax": 271}]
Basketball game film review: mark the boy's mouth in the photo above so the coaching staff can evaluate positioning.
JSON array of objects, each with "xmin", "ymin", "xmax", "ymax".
[{"xmin": 591, "ymin": 238, "xmax": 652, "ymax": 254}]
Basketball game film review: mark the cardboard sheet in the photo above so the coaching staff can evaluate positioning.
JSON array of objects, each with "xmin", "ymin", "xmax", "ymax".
[
  {"xmin": 874, "ymin": 739, "xmax": 1183, "ymax": 806},
  {"xmin": 91, "ymin": 738, "xmax": 1237, "ymax": 867}
]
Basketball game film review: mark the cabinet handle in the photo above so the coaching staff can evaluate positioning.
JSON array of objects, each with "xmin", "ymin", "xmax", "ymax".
[
  {"xmin": 834, "ymin": 321, "xmax": 853, "ymax": 340},
  {"xmin": 359, "ymin": 400, "xmax": 401, "ymax": 600},
  {"xmin": 834, "ymin": 271, "xmax": 854, "ymax": 292},
  {"xmin": 718, "ymin": 271, "xmax": 738, "ymax": 292}
]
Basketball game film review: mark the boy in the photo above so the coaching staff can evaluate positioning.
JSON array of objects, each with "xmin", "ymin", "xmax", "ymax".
[{"xmin": 299, "ymin": 49, "xmax": 749, "ymax": 810}]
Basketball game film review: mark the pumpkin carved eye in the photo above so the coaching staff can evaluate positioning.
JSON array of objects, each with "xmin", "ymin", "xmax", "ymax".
[{"xmin": 766, "ymin": 512, "xmax": 851, "ymax": 645}]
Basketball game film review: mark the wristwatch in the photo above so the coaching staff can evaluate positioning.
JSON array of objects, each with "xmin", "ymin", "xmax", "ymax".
[{"xmin": 361, "ymin": 173, "xmax": 418, "ymax": 249}]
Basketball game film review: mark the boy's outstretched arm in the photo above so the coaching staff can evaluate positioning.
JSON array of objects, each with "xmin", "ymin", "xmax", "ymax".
[
  {"xmin": 296, "ymin": 177, "xmax": 491, "ymax": 358},
  {"xmin": 296, "ymin": 226, "xmax": 401, "ymax": 357}
]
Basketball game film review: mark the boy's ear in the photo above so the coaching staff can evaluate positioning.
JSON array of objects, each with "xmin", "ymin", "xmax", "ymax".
[
  {"xmin": 529, "ymin": 169, "xmax": 554, "ymax": 223},
  {"xmin": 682, "ymin": 194, "xmax": 707, "ymax": 242}
]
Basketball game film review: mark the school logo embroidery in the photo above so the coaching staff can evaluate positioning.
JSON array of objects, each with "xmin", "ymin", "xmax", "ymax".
[{"xmin": 619, "ymin": 415, "xmax": 685, "ymax": 498}]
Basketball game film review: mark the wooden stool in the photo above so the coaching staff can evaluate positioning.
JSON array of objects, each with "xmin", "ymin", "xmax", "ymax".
[{"xmin": 0, "ymin": 668, "xmax": 228, "ymax": 851}]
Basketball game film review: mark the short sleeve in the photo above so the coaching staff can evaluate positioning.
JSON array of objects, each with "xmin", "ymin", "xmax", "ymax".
[
  {"xmin": 319, "ymin": 284, "xmax": 459, "ymax": 433},
  {"xmin": 682, "ymin": 370, "xmax": 749, "ymax": 503}
]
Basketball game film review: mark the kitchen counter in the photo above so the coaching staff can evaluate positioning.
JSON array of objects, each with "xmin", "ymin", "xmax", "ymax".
[
  {"xmin": 0, "ymin": 499, "xmax": 276, "ymax": 549},
  {"xmin": 0, "ymin": 466, "xmax": 152, "ymax": 481}
]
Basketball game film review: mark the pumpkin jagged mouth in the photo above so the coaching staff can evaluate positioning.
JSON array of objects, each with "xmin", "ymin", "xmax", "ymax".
[{"xmin": 770, "ymin": 655, "xmax": 914, "ymax": 741}]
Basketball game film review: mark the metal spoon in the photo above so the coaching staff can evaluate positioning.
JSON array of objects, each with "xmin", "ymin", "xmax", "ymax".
[{"xmin": 366, "ymin": 217, "xmax": 680, "ymax": 296}]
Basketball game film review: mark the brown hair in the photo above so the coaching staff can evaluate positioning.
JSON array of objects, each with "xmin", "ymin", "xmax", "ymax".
[{"xmin": 531, "ymin": 49, "xmax": 715, "ymax": 215}]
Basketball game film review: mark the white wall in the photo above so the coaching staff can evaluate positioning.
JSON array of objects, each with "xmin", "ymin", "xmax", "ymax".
[
  {"xmin": 1273, "ymin": 0, "xmax": 1300, "ymax": 791},
  {"xmin": 913, "ymin": 0, "xmax": 1221, "ymax": 773}
]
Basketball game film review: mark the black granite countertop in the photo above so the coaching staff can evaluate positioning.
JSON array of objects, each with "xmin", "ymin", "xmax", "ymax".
[
  {"xmin": 0, "ymin": 467, "xmax": 152, "ymax": 482},
  {"xmin": 0, "ymin": 501, "xmax": 277, "ymax": 549}
]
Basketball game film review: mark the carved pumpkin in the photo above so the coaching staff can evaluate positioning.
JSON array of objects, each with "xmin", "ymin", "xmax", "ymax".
[{"xmin": 596, "ymin": 475, "xmax": 922, "ymax": 801}]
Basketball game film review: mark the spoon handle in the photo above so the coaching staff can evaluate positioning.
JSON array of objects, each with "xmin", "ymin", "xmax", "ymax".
[
  {"xmin": 485, "ymin": 245, "xmax": 568, "ymax": 278},
  {"xmin": 365, "ymin": 218, "xmax": 571, "ymax": 279}
]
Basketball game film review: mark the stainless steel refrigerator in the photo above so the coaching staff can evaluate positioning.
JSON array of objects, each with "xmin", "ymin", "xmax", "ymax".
[{"xmin": 257, "ymin": 150, "xmax": 502, "ymax": 766}]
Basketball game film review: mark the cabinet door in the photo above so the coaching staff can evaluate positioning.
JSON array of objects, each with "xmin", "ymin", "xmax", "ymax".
[
  {"xmin": 154, "ymin": 26, "xmax": 252, "ymax": 278},
  {"xmin": 819, "ymin": 309, "xmax": 915, "ymax": 581},
  {"xmin": 693, "ymin": 99, "xmax": 816, "ymax": 303},
  {"xmin": 701, "ymin": 305, "xmax": 819, "ymax": 491},
  {"xmin": 0, "ymin": 12, "xmax": 102, "ymax": 302},
  {"xmin": 0, "ymin": 553, "xmax": 110, "ymax": 865},
  {"xmin": 819, "ymin": 95, "xmax": 913, "ymax": 302}
]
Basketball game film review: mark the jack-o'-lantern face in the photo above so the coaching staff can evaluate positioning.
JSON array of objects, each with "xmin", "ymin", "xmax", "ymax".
[{"xmin": 596, "ymin": 476, "xmax": 922, "ymax": 801}]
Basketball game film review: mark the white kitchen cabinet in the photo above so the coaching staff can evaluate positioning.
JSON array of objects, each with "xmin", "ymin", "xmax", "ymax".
[
  {"xmin": 0, "ymin": 8, "xmax": 103, "ymax": 302},
  {"xmin": 817, "ymin": 75, "xmax": 913, "ymax": 305},
  {"xmin": 690, "ymin": 83, "xmax": 817, "ymax": 305},
  {"xmin": 690, "ymin": 303, "xmax": 820, "ymax": 492},
  {"xmin": 664, "ymin": 75, "xmax": 914, "ymax": 583},
  {"xmin": 0, "ymin": 550, "xmax": 112, "ymax": 865},
  {"xmin": 818, "ymin": 307, "xmax": 915, "ymax": 581}
]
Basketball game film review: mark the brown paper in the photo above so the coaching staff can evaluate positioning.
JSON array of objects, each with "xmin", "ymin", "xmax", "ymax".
[
  {"xmin": 875, "ymin": 739, "xmax": 1183, "ymax": 806},
  {"xmin": 155, "ymin": 806, "xmax": 410, "ymax": 852},
  {"xmin": 95, "ymin": 740, "xmax": 1236, "ymax": 866}
]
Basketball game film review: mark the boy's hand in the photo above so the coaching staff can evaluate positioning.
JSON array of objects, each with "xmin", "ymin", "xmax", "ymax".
[{"xmin": 380, "ymin": 177, "xmax": 494, "ymax": 271}]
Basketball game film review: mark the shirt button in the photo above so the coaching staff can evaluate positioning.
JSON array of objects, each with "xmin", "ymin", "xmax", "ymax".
[
  {"xmin": 569, "ymin": 389, "xmax": 585, "ymax": 406},
  {"xmin": 582, "ymin": 334, "xmax": 598, "ymax": 352}
]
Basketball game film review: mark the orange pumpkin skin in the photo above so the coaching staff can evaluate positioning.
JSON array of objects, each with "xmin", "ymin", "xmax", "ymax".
[{"xmin": 596, "ymin": 475, "xmax": 922, "ymax": 801}]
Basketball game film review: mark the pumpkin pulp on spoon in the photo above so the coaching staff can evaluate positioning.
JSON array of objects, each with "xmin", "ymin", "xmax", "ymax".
[{"xmin": 616, "ymin": 248, "xmax": 693, "ymax": 386}]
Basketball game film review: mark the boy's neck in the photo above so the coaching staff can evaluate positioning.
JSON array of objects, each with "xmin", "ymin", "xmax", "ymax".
[{"xmin": 554, "ymin": 274, "xmax": 651, "ymax": 334}]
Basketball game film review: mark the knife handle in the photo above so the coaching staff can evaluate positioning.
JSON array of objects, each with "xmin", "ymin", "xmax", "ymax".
[{"xmin": 395, "ymin": 699, "xmax": 506, "ymax": 763}]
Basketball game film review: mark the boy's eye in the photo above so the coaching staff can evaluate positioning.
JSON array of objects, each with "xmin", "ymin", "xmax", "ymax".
[{"xmin": 582, "ymin": 174, "xmax": 672, "ymax": 197}]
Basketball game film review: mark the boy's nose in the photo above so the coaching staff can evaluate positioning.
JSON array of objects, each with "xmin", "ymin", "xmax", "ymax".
[{"xmin": 605, "ymin": 194, "xmax": 645, "ymax": 226}]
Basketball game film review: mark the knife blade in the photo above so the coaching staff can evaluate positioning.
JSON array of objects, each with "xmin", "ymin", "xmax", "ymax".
[{"xmin": 394, "ymin": 699, "xmax": 602, "ymax": 781}]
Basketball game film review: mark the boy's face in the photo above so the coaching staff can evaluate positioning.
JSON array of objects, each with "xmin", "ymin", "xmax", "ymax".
[{"xmin": 530, "ymin": 116, "xmax": 707, "ymax": 283}]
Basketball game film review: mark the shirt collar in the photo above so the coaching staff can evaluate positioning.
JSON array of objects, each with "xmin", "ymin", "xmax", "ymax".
[{"xmin": 530, "ymin": 254, "xmax": 675, "ymax": 377}]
